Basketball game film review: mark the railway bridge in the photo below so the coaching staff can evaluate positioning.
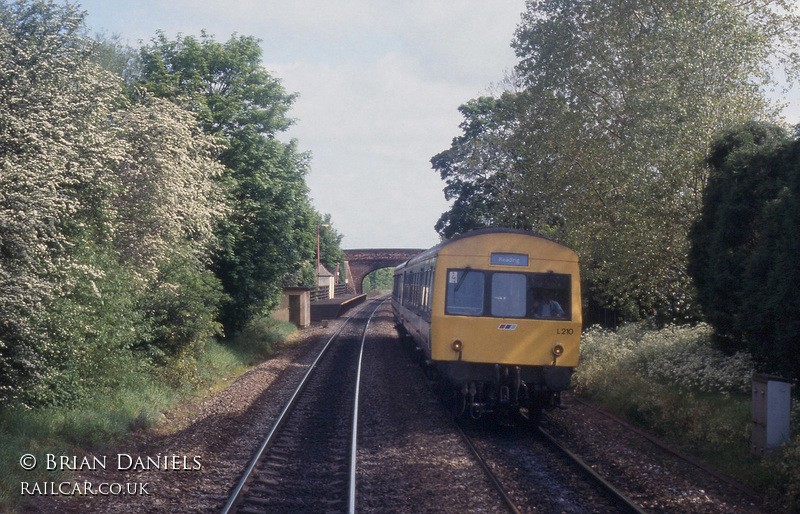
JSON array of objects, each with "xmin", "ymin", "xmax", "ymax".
[{"xmin": 343, "ymin": 248, "xmax": 424, "ymax": 294}]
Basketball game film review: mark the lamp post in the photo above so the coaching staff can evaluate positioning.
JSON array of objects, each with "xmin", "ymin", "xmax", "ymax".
[{"xmin": 316, "ymin": 223, "xmax": 330, "ymax": 292}]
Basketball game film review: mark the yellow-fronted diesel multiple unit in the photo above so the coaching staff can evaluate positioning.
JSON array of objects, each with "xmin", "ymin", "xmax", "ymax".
[{"xmin": 392, "ymin": 228, "xmax": 581, "ymax": 421}]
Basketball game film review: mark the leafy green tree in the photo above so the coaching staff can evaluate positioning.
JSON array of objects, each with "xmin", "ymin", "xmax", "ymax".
[
  {"xmin": 362, "ymin": 267, "xmax": 394, "ymax": 293},
  {"xmin": 316, "ymin": 213, "xmax": 346, "ymax": 272},
  {"xmin": 137, "ymin": 31, "xmax": 295, "ymax": 138},
  {"xmin": 136, "ymin": 32, "xmax": 316, "ymax": 333},
  {"xmin": 0, "ymin": 1, "xmax": 232, "ymax": 404},
  {"xmin": 435, "ymin": 0, "xmax": 798, "ymax": 319},
  {"xmin": 135, "ymin": 254, "xmax": 226, "ymax": 367},
  {"xmin": 749, "ymin": 140, "xmax": 800, "ymax": 379},
  {"xmin": 91, "ymin": 32, "xmax": 141, "ymax": 87},
  {"xmin": 432, "ymin": 96, "xmax": 525, "ymax": 239},
  {"xmin": 689, "ymin": 122, "xmax": 800, "ymax": 378}
]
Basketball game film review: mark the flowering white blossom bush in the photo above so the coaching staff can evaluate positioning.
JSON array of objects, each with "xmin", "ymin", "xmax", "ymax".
[
  {"xmin": 576, "ymin": 322, "xmax": 754, "ymax": 396},
  {"xmin": 110, "ymin": 96, "xmax": 227, "ymax": 270},
  {"xmin": 0, "ymin": 1, "xmax": 228, "ymax": 406},
  {"xmin": 0, "ymin": 1, "xmax": 121, "ymax": 403}
]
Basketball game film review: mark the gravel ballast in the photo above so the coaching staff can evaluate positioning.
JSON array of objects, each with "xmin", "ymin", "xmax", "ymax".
[{"xmin": 27, "ymin": 304, "xmax": 775, "ymax": 513}]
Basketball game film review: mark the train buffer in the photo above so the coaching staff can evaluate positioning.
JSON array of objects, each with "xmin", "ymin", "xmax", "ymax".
[{"xmin": 310, "ymin": 293, "xmax": 367, "ymax": 321}]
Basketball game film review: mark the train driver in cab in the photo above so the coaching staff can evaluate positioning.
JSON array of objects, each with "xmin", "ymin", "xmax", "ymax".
[{"xmin": 533, "ymin": 293, "xmax": 565, "ymax": 319}]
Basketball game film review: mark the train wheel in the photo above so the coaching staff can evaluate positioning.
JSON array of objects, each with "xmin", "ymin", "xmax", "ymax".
[
  {"xmin": 522, "ymin": 393, "xmax": 546, "ymax": 425},
  {"xmin": 524, "ymin": 406, "xmax": 542, "ymax": 426}
]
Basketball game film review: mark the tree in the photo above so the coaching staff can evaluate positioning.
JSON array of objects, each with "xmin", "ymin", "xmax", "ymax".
[
  {"xmin": 0, "ymin": 0, "xmax": 123, "ymax": 403},
  {"xmin": 137, "ymin": 31, "xmax": 295, "ymax": 138},
  {"xmin": 435, "ymin": 0, "xmax": 799, "ymax": 319},
  {"xmin": 0, "ymin": 1, "xmax": 233, "ymax": 404},
  {"xmin": 432, "ymin": 96, "xmax": 525, "ymax": 239},
  {"xmin": 689, "ymin": 122, "xmax": 800, "ymax": 378},
  {"xmin": 91, "ymin": 32, "xmax": 141, "ymax": 87},
  {"xmin": 316, "ymin": 213, "xmax": 346, "ymax": 273},
  {"xmin": 106, "ymin": 94, "xmax": 229, "ymax": 365},
  {"xmin": 362, "ymin": 267, "xmax": 394, "ymax": 293},
  {"xmin": 110, "ymin": 95, "xmax": 227, "ymax": 269},
  {"xmin": 137, "ymin": 32, "xmax": 317, "ymax": 333}
]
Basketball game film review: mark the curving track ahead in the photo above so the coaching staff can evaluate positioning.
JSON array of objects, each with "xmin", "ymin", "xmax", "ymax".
[
  {"xmin": 222, "ymin": 297, "xmax": 648, "ymax": 513},
  {"xmin": 222, "ymin": 298, "xmax": 385, "ymax": 514}
]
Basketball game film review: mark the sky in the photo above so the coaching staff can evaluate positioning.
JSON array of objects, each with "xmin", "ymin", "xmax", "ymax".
[
  {"xmin": 75, "ymin": 1, "xmax": 799, "ymax": 250},
  {"xmin": 75, "ymin": 0, "xmax": 528, "ymax": 250}
]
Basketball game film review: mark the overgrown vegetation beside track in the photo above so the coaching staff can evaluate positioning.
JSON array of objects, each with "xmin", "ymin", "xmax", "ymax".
[
  {"xmin": 0, "ymin": 316, "xmax": 296, "ymax": 511},
  {"xmin": 0, "ymin": 5, "xmax": 337, "ymax": 510},
  {"xmin": 0, "ymin": 0, "xmax": 347, "ymax": 411},
  {"xmin": 574, "ymin": 323, "xmax": 800, "ymax": 511}
]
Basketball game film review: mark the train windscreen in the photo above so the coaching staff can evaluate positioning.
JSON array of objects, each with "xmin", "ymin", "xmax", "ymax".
[
  {"xmin": 445, "ymin": 269, "xmax": 571, "ymax": 320},
  {"xmin": 445, "ymin": 269, "xmax": 484, "ymax": 315}
]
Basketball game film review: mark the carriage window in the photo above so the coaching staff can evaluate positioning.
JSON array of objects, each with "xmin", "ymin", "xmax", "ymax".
[
  {"xmin": 491, "ymin": 273, "xmax": 527, "ymax": 317},
  {"xmin": 445, "ymin": 269, "xmax": 484, "ymax": 316}
]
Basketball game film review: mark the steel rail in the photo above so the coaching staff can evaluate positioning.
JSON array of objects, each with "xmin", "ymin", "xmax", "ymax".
[
  {"xmin": 220, "ymin": 299, "xmax": 375, "ymax": 514},
  {"xmin": 570, "ymin": 395, "xmax": 761, "ymax": 502},
  {"xmin": 536, "ymin": 425, "xmax": 649, "ymax": 514},
  {"xmin": 455, "ymin": 423, "xmax": 523, "ymax": 514},
  {"xmin": 348, "ymin": 299, "xmax": 387, "ymax": 514}
]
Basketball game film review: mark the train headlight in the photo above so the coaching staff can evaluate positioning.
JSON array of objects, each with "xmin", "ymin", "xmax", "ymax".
[
  {"xmin": 552, "ymin": 344, "xmax": 564, "ymax": 357},
  {"xmin": 452, "ymin": 340, "xmax": 463, "ymax": 352}
]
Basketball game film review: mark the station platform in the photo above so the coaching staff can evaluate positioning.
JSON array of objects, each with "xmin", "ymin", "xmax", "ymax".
[{"xmin": 310, "ymin": 293, "xmax": 367, "ymax": 321}]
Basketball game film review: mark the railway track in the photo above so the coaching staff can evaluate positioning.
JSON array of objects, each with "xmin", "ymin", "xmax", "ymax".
[
  {"xmin": 456, "ymin": 415, "xmax": 649, "ymax": 513},
  {"xmin": 218, "ymin": 298, "xmax": 684, "ymax": 513},
  {"xmin": 31, "ymin": 297, "xmax": 764, "ymax": 512},
  {"xmin": 453, "ymin": 422, "xmax": 523, "ymax": 514},
  {"xmin": 535, "ymin": 424, "xmax": 648, "ymax": 513},
  {"xmin": 221, "ymin": 298, "xmax": 385, "ymax": 514}
]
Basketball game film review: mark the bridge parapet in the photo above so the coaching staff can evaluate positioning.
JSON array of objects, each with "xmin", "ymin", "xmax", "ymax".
[{"xmin": 343, "ymin": 248, "xmax": 425, "ymax": 294}]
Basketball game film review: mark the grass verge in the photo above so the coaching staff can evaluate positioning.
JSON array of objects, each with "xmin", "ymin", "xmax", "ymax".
[{"xmin": 0, "ymin": 316, "xmax": 296, "ymax": 512}]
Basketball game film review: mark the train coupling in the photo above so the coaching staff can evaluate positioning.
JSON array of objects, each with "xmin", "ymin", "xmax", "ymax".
[{"xmin": 500, "ymin": 385, "xmax": 510, "ymax": 404}]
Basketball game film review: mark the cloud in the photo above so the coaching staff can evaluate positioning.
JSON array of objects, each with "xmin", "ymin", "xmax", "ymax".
[
  {"xmin": 79, "ymin": 0, "xmax": 528, "ymax": 248},
  {"xmin": 272, "ymin": 52, "xmax": 466, "ymax": 248},
  {"xmin": 258, "ymin": 4, "xmax": 526, "ymax": 248}
]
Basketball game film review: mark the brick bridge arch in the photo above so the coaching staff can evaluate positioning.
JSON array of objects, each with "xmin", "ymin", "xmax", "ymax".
[{"xmin": 343, "ymin": 248, "xmax": 424, "ymax": 294}]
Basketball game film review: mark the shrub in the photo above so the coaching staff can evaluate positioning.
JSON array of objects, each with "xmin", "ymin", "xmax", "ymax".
[
  {"xmin": 231, "ymin": 316, "xmax": 297, "ymax": 364},
  {"xmin": 574, "ymin": 322, "xmax": 800, "ymax": 509},
  {"xmin": 689, "ymin": 122, "xmax": 800, "ymax": 379},
  {"xmin": 0, "ymin": 0, "xmax": 121, "ymax": 405},
  {"xmin": 136, "ymin": 255, "xmax": 226, "ymax": 364},
  {"xmin": 574, "ymin": 323, "xmax": 756, "ymax": 449},
  {"xmin": 577, "ymin": 323, "xmax": 754, "ymax": 397},
  {"xmin": 22, "ymin": 241, "xmax": 147, "ymax": 407}
]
